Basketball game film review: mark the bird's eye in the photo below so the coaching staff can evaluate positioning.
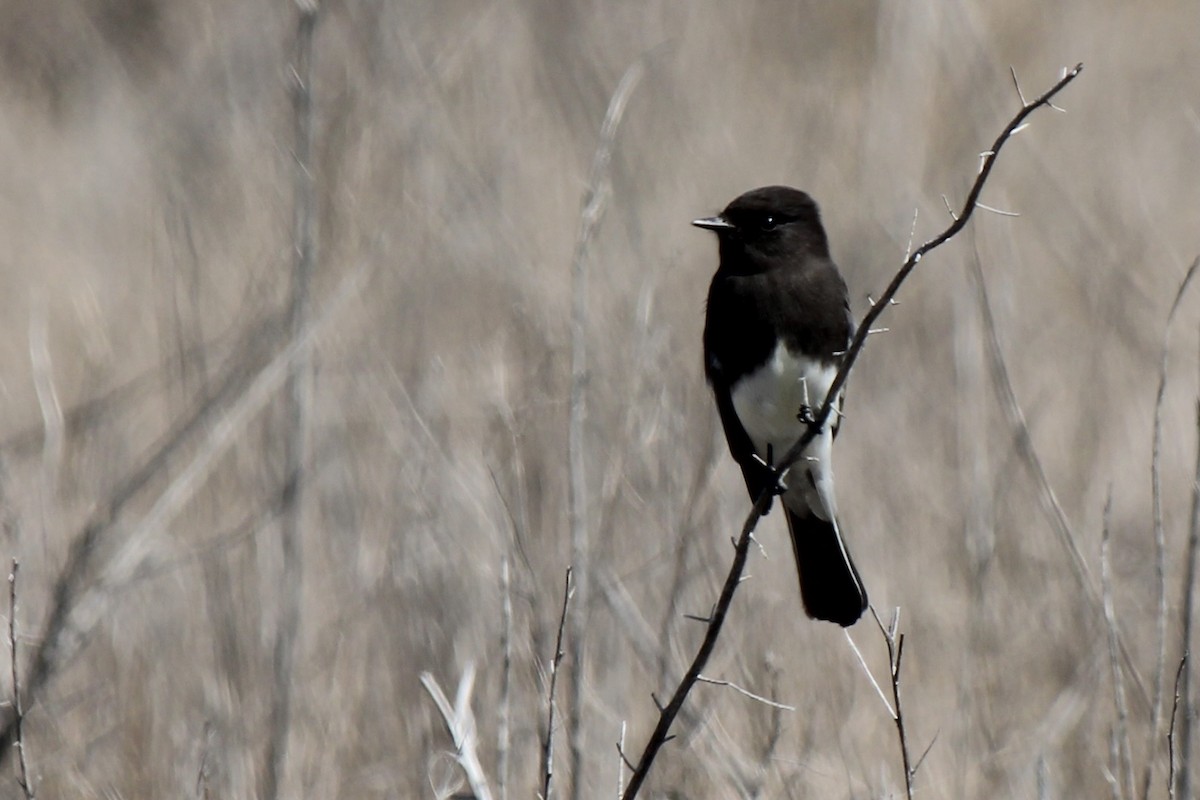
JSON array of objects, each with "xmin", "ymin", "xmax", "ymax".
[{"xmin": 760, "ymin": 216, "xmax": 778, "ymax": 231}]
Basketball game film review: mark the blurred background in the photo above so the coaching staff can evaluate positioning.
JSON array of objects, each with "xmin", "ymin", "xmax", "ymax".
[{"xmin": 0, "ymin": 1, "xmax": 1199, "ymax": 797}]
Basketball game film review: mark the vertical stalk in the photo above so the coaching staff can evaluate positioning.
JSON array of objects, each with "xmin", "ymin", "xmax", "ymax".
[{"xmin": 264, "ymin": 4, "xmax": 318, "ymax": 799}]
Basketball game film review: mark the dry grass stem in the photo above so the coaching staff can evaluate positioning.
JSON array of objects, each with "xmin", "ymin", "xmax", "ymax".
[
  {"xmin": 1169, "ymin": 654, "xmax": 1187, "ymax": 800},
  {"xmin": 9, "ymin": 560, "xmax": 33, "ymax": 799},
  {"xmin": 567, "ymin": 56, "xmax": 647, "ymax": 800},
  {"xmin": 1177, "ymin": 390, "xmax": 1200, "ymax": 799},
  {"xmin": 694, "ymin": 675, "xmax": 795, "ymax": 712},
  {"xmin": 969, "ymin": 252, "xmax": 1150, "ymax": 709},
  {"xmin": 873, "ymin": 607, "xmax": 916, "ymax": 800},
  {"xmin": 1101, "ymin": 492, "xmax": 1134, "ymax": 800},
  {"xmin": 542, "ymin": 568, "xmax": 574, "ymax": 800},
  {"xmin": 263, "ymin": 5, "xmax": 320, "ymax": 797},
  {"xmin": 498, "ymin": 558, "xmax": 512, "ymax": 800},
  {"xmin": 1143, "ymin": 256, "xmax": 1200, "ymax": 799},
  {"xmin": 420, "ymin": 666, "xmax": 495, "ymax": 800}
]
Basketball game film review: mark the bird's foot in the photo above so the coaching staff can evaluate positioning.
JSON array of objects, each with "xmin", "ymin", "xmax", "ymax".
[
  {"xmin": 796, "ymin": 404, "xmax": 817, "ymax": 425},
  {"xmin": 750, "ymin": 453, "xmax": 788, "ymax": 515}
]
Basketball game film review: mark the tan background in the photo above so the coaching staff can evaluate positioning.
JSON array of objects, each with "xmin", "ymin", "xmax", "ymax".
[{"xmin": 1, "ymin": 1, "xmax": 1199, "ymax": 797}]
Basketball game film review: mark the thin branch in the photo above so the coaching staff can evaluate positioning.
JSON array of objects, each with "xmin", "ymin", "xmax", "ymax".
[
  {"xmin": 542, "ymin": 568, "xmax": 574, "ymax": 800},
  {"xmin": 1142, "ymin": 256, "xmax": 1200, "ymax": 800},
  {"xmin": 618, "ymin": 63, "xmax": 1083, "ymax": 800},
  {"xmin": 263, "ymin": 4, "xmax": 319, "ymax": 798},
  {"xmin": 1010, "ymin": 65, "xmax": 1028, "ymax": 107},
  {"xmin": 615, "ymin": 722, "xmax": 627, "ymax": 799},
  {"xmin": 566, "ymin": 55, "xmax": 646, "ymax": 800},
  {"xmin": 9, "ymin": 560, "xmax": 32, "ymax": 799},
  {"xmin": 695, "ymin": 675, "xmax": 796, "ymax": 711},
  {"xmin": 1177, "ymin": 382, "xmax": 1200, "ymax": 800},
  {"xmin": 845, "ymin": 628, "xmax": 896, "ymax": 718},
  {"xmin": 903, "ymin": 207, "xmax": 919, "ymax": 263},
  {"xmin": 1101, "ymin": 491, "xmax": 1134, "ymax": 800},
  {"xmin": 497, "ymin": 558, "xmax": 512, "ymax": 800},
  {"xmin": 1169, "ymin": 653, "xmax": 1187, "ymax": 800},
  {"xmin": 975, "ymin": 202, "xmax": 1020, "ymax": 217},
  {"xmin": 874, "ymin": 608, "xmax": 915, "ymax": 800},
  {"xmin": 912, "ymin": 730, "xmax": 940, "ymax": 779}
]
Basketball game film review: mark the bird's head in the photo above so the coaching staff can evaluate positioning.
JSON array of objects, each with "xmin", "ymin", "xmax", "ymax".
[{"xmin": 693, "ymin": 185, "xmax": 830, "ymax": 272}]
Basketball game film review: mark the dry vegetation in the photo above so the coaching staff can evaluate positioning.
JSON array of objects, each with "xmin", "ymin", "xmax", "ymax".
[{"xmin": 0, "ymin": 1, "xmax": 1198, "ymax": 798}]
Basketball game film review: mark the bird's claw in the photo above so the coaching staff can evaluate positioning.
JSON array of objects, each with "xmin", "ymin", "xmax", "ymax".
[{"xmin": 750, "ymin": 453, "xmax": 788, "ymax": 514}]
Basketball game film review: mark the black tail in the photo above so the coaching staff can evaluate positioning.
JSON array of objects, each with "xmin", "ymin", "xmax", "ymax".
[{"xmin": 785, "ymin": 507, "xmax": 867, "ymax": 627}]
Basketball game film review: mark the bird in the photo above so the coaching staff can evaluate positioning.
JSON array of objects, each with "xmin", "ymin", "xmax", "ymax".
[{"xmin": 694, "ymin": 185, "xmax": 867, "ymax": 627}]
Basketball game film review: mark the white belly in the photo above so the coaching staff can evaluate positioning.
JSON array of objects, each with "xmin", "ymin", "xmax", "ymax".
[
  {"xmin": 731, "ymin": 342, "xmax": 840, "ymax": 521},
  {"xmin": 731, "ymin": 342, "xmax": 837, "ymax": 455}
]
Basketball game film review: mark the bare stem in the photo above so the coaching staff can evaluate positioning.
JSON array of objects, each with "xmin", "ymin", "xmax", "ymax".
[
  {"xmin": 543, "ymin": 568, "xmax": 574, "ymax": 800},
  {"xmin": 1102, "ymin": 492, "xmax": 1134, "ymax": 800},
  {"xmin": 9, "ymin": 560, "xmax": 32, "ymax": 799},
  {"xmin": 1177, "ymin": 386, "xmax": 1200, "ymax": 799},
  {"xmin": 1143, "ymin": 256, "xmax": 1200, "ymax": 800},
  {"xmin": 873, "ymin": 608, "xmax": 915, "ymax": 799},
  {"xmin": 1169, "ymin": 653, "xmax": 1188, "ymax": 800},
  {"xmin": 497, "ymin": 558, "xmax": 512, "ymax": 800},
  {"xmin": 263, "ymin": 5, "xmax": 319, "ymax": 798}
]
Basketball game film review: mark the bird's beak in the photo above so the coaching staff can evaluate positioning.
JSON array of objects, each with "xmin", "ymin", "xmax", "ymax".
[{"xmin": 692, "ymin": 215, "xmax": 734, "ymax": 231}]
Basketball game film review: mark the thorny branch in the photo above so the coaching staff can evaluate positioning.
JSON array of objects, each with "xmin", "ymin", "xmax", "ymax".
[{"xmin": 619, "ymin": 64, "xmax": 1083, "ymax": 799}]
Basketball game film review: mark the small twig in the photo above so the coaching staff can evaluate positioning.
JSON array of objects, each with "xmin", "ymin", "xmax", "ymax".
[
  {"xmin": 264, "ymin": 4, "xmax": 320, "ymax": 797},
  {"xmin": 844, "ymin": 628, "xmax": 895, "ymax": 718},
  {"xmin": 912, "ymin": 730, "xmax": 940, "ymax": 778},
  {"xmin": 195, "ymin": 721, "xmax": 214, "ymax": 800},
  {"xmin": 1010, "ymin": 65, "xmax": 1028, "ymax": 107},
  {"xmin": 9, "ymin": 560, "xmax": 32, "ymax": 799},
  {"xmin": 1177, "ymin": 385, "xmax": 1200, "ymax": 799},
  {"xmin": 1101, "ymin": 491, "xmax": 1134, "ymax": 800},
  {"xmin": 497, "ymin": 558, "xmax": 512, "ymax": 800},
  {"xmin": 619, "ymin": 64, "xmax": 1083, "ymax": 800},
  {"xmin": 696, "ymin": 675, "xmax": 795, "ymax": 712},
  {"xmin": 874, "ymin": 609, "xmax": 915, "ymax": 800},
  {"xmin": 975, "ymin": 202, "xmax": 1020, "ymax": 217},
  {"xmin": 941, "ymin": 194, "xmax": 958, "ymax": 221},
  {"xmin": 903, "ymin": 207, "xmax": 919, "ymax": 263},
  {"xmin": 615, "ymin": 722, "xmax": 627, "ymax": 799},
  {"xmin": 746, "ymin": 656, "xmax": 785, "ymax": 800},
  {"xmin": 1169, "ymin": 653, "xmax": 1187, "ymax": 800},
  {"xmin": 542, "ymin": 568, "xmax": 574, "ymax": 800},
  {"xmin": 1106, "ymin": 732, "xmax": 1122, "ymax": 800},
  {"xmin": 1142, "ymin": 256, "xmax": 1200, "ymax": 800}
]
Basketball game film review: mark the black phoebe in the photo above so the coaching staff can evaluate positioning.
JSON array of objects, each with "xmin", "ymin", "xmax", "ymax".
[{"xmin": 695, "ymin": 186, "xmax": 867, "ymax": 627}]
